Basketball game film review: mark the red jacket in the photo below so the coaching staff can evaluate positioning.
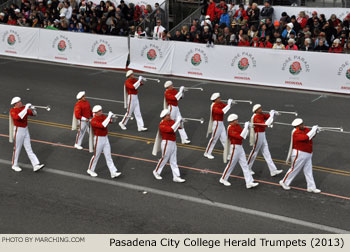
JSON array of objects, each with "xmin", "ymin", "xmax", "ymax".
[
  {"xmin": 212, "ymin": 102, "xmax": 227, "ymax": 121},
  {"xmin": 253, "ymin": 113, "xmax": 270, "ymax": 133},
  {"xmin": 125, "ymin": 78, "xmax": 142, "ymax": 95},
  {"xmin": 293, "ymin": 127, "xmax": 313, "ymax": 153},
  {"xmin": 238, "ymin": 40, "xmax": 250, "ymax": 47},
  {"xmin": 74, "ymin": 100, "xmax": 92, "ymax": 120},
  {"xmin": 206, "ymin": 2, "xmax": 216, "ymax": 21},
  {"xmin": 297, "ymin": 17, "xmax": 307, "ymax": 28},
  {"xmin": 329, "ymin": 46, "xmax": 343, "ymax": 53},
  {"xmin": 91, "ymin": 114, "xmax": 109, "ymax": 136},
  {"xmin": 259, "ymin": 41, "xmax": 273, "ymax": 48},
  {"xmin": 165, "ymin": 89, "xmax": 178, "ymax": 106},
  {"xmin": 233, "ymin": 10, "xmax": 247, "ymax": 19},
  {"xmin": 10, "ymin": 106, "xmax": 34, "ymax": 127},
  {"xmin": 228, "ymin": 124, "xmax": 243, "ymax": 145},
  {"xmin": 159, "ymin": 119, "xmax": 176, "ymax": 141}
]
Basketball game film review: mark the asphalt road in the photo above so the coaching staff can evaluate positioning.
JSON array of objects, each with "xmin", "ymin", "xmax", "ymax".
[{"xmin": 0, "ymin": 56, "xmax": 349, "ymax": 234}]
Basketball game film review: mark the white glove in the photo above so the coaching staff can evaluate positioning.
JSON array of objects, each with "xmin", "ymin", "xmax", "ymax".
[
  {"xmin": 133, "ymin": 78, "xmax": 142, "ymax": 89},
  {"xmin": 227, "ymin": 99, "xmax": 233, "ymax": 106},
  {"xmin": 19, "ymin": 104, "xmax": 31, "ymax": 119},
  {"xmin": 25, "ymin": 103, "xmax": 32, "ymax": 110},
  {"xmin": 102, "ymin": 112, "xmax": 113, "ymax": 128},
  {"xmin": 269, "ymin": 110, "xmax": 275, "ymax": 117},
  {"xmin": 307, "ymin": 125, "xmax": 318, "ymax": 140},
  {"xmin": 240, "ymin": 121, "xmax": 250, "ymax": 139},
  {"xmin": 32, "ymin": 108, "xmax": 37, "ymax": 116},
  {"xmin": 81, "ymin": 116, "xmax": 87, "ymax": 121},
  {"xmin": 138, "ymin": 76, "xmax": 143, "ymax": 81},
  {"xmin": 179, "ymin": 86, "xmax": 185, "ymax": 92},
  {"xmin": 175, "ymin": 87, "xmax": 184, "ymax": 100},
  {"xmin": 171, "ymin": 116, "xmax": 182, "ymax": 132}
]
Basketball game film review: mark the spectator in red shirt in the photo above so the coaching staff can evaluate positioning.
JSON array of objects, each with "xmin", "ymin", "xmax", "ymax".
[
  {"xmin": 259, "ymin": 36, "xmax": 273, "ymax": 48},
  {"xmin": 206, "ymin": 0, "xmax": 216, "ymax": 22},
  {"xmin": 286, "ymin": 38, "xmax": 298, "ymax": 50},
  {"xmin": 238, "ymin": 34, "xmax": 250, "ymax": 47},
  {"xmin": 297, "ymin": 11, "xmax": 308, "ymax": 29},
  {"xmin": 7, "ymin": 15, "xmax": 16, "ymax": 25},
  {"xmin": 233, "ymin": 4, "xmax": 247, "ymax": 22},
  {"xmin": 329, "ymin": 39, "xmax": 343, "ymax": 53},
  {"xmin": 251, "ymin": 36, "xmax": 259, "ymax": 47}
]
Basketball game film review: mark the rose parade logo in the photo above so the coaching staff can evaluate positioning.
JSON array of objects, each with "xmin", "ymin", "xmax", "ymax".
[
  {"xmin": 238, "ymin": 57, "xmax": 249, "ymax": 71},
  {"xmin": 191, "ymin": 53, "xmax": 202, "ymax": 66},
  {"xmin": 346, "ymin": 68, "xmax": 350, "ymax": 80},
  {"xmin": 7, "ymin": 34, "xmax": 16, "ymax": 46},
  {"xmin": 97, "ymin": 44, "xmax": 107, "ymax": 56},
  {"xmin": 289, "ymin": 61, "xmax": 302, "ymax": 75},
  {"xmin": 147, "ymin": 49, "xmax": 157, "ymax": 61},
  {"xmin": 57, "ymin": 40, "xmax": 67, "ymax": 52}
]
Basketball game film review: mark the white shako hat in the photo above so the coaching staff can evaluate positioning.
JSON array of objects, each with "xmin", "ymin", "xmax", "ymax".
[
  {"xmin": 292, "ymin": 118, "xmax": 303, "ymax": 127},
  {"xmin": 164, "ymin": 81, "xmax": 173, "ymax": 88},
  {"xmin": 126, "ymin": 70, "xmax": 133, "ymax": 77},
  {"xmin": 92, "ymin": 105, "xmax": 102, "ymax": 113},
  {"xmin": 227, "ymin": 114, "xmax": 238, "ymax": 122},
  {"xmin": 11, "ymin": 97, "xmax": 21, "ymax": 105},
  {"xmin": 160, "ymin": 109, "xmax": 170, "ymax": 118},
  {"xmin": 76, "ymin": 91, "xmax": 85, "ymax": 100},
  {"xmin": 210, "ymin": 92, "xmax": 220, "ymax": 101},
  {"xmin": 252, "ymin": 104, "xmax": 261, "ymax": 113}
]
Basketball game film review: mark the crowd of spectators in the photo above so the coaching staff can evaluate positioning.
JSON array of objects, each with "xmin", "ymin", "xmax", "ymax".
[
  {"xmin": 167, "ymin": 0, "xmax": 350, "ymax": 53},
  {"xmin": 1, "ymin": 0, "xmax": 350, "ymax": 53},
  {"xmin": 0, "ymin": 0, "xmax": 165, "ymax": 36}
]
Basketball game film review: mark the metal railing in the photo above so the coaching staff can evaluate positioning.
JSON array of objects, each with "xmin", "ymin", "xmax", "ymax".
[
  {"xmin": 0, "ymin": 0, "xmax": 20, "ymax": 10},
  {"xmin": 169, "ymin": 6, "xmax": 203, "ymax": 36},
  {"xmin": 137, "ymin": 0, "xmax": 168, "ymax": 36}
]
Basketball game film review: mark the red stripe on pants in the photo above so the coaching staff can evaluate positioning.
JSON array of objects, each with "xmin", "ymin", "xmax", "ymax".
[
  {"xmin": 12, "ymin": 127, "xmax": 18, "ymax": 165},
  {"xmin": 88, "ymin": 136, "xmax": 98, "ymax": 170},
  {"xmin": 155, "ymin": 140, "xmax": 168, "ymax": 173},
  {"xmin": 205, "ymin": 121, "xmax": 219, "ymax": 153},
  {"xmin": 283, "ymin": 150, "xmax": 299, "ymax": 183}
]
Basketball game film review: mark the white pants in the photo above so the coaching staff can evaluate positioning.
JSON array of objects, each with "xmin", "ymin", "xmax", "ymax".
[
  {"xmin": 169, "ymin": 104, "xmax": 188, "ymax": 142},
  {"xmin": 205, "ymin": 121, "xmax": 226, "ymax": 155},
  {"xmin": 221, "ymin": 145, "xmax": 254, "ymax": 185},
  {"xmin": 12, "ymin": 126, "xmax": 40, "ymax": 168},
  {"xmin": 247, "ymin": 132, "xmax": 278, "ymax": 173},
  {"xmin": 75, "ymin": 120, "xmax": 89, "ymax": 146},
  {"xmin": 121, "ymin": 94, "xmax": 144, "ymax": 129},
  {"xmin": 88, "ymin": 136, "xmax": 118, "ymax": 174},
  {"xmin": 281, "ymin": 149, "xmax": 317, "ymax": 190},
  {"xmin": 154, "ymin": 140, "xmax": 180, "ymax": 178}
]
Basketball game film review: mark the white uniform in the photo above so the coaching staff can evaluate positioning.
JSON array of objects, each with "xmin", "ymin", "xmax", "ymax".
[
  {"xmin": 168, "ymin": 104, "xmax": 189, "ymax": 143},
  {"xmin": 247, "ymin": 131, "xmax": 278, "ymax": 173},
  {"xmin": 282, "ymin": 149, "xmax": 316, "ymax": 189},
  {"xmin": 12, "ymin": 126, "xmax": 40, "ymax": 168},
  {"xmin": 154, "ymin": 140, "xmax": 180, "ymax": 178},
  {"xmin": 121, "ymin": 94, "xmax": 145, "ymax": 130},
  {"xmin": 75, "ymin": 119, "xmax": 89, "ymax": 146},
  {"xmin": 205, "ymin": 120, "xmax": 227, "ymax": 155},
  {"xmin": 88, "ymin": 135, "xmax": 118, "ymax": 174},
  {"xmin": 222, "ymin": 144, "xmax": 254, "ymax": 185}
]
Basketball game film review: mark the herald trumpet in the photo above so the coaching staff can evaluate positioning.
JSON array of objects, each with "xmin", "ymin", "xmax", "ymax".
[
  {"xmin": 174, "ymin": 87, "xmax": 204, "ymax": 91},
  {"xmin": 103, "ymin": 113, "xmax": 134, "ymax": 120},
  {"xmin": 183, "ymin": 117, "xmax": 204, "ymax": 124},
  {"xmin": 137, "ymin": 76, "xmax": 160, "ymax": 83},
  {"xmin": 274, "ymin": 122, "xmax": 344, "ymax": 133},
  {"xmin": 263, "ymin": 110, "xmax": 298, "ymax": 116},
  {"xmin": 222, "ymin": 99, "xmax": 252, "ymax": 104},
  {"xmin": 31, "ymin": 105, "xmax": 51, "ymax": 111}
]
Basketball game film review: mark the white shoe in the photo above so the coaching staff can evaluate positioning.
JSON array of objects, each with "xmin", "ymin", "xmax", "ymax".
[
  {"xmin": 307, "ymin": 188, "xmax": 321, "ymax": 193},
  {"xmin": 219, "ymin": 178, "xmax": 231, "ymax": 186},
  {"xmin": 181, "ymin": 139, "xmax": 191, "ymax": 144},
  {"xmin": 119, "ymin": 122, "xmax": 127, "ymax": 130},
  {"xmin": 246, "ymin": 182, "xmax": 259, "ymax": 189},
  {"xmin": 279, "ymin": 180, "xmax": 290, "ymax": 190},
  {"xmin": 11, "ymin": 166, "xmax": 22, "ymax": 172},
  {"xmin": 111, "ymin": 171, "xmax": 122, "ymax": 178},
  {"xmin": 271, "ymin": 169, "xmax": 283, "ymax": 177},
  {"xmin": 204, "ymin": 153, "xmax": 214, "ymax": 159},
  {"xmin": 33, "ymin": 164, "xmax": 45, "ymax": 172},
  {"xmin": 87, "ymin": 169, "xmax": 98, "ymax": 177},
  {"xmin": 74, "ymin": 144, "xmax": 83, "ymax": 150},
  {"xmin": 138, "ymin": 127, "xmax": 148, "ymax": 132},
  {"xmin": 153, "ymin": 170, "xmax": 162, "ymax": 180},
  {"xmin": 173, "ymin": 176, "xmax": 185, "ymax": 183}
]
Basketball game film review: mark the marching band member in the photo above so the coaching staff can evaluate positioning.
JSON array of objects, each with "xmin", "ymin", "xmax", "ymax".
[
  {"xmin": 152, "ymin": 109, "xmax": 185, "ymax": 183},
  {"xmin": 220, "ymin": 114, "xmax": 259, "ymax": 189},
  {"xmin": 9, "ymin": 97, "xmax": 45, "ymax": 172},
  {"xmin": 87, "ymin": 105, "xmax": 121, "ymax": 178},
  {"xmin": 247, "ymin": 104, "xmax": 282, "ymax": 176},
  {"xmin": 72, "ymin": 91, "xmax": 92, "ymax": 150},
  {"xmin": 279, "ymin": 118, "xmax": 321, "ymax": 193},
  {"xmin": 204, "ymin": 93, "xmax": 233, "ymax": 159},
  {"xmin": 163, "ymin": 81, "xmax": 190, "ymax": 144},
  {"xmin": 119, "ymin": 70, "xmax": 147, "ymax": 132}
]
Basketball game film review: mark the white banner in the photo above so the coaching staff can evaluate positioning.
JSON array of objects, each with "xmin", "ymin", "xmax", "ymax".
[
  {"xmin": 272, "ymin": 6, "xmax": 350, "ymax": 22},
  {"xmin": 38, "ymin": 29, "xmax": 128, "ymax": 68},
  {"xmin": 129, "ymin": 37, "xmax": 174, "ymax": 74},
  {"xmin": 0, "ymin": 25, "xmax": 39, "ymax": 59},
  {"xmin": 170, "ymin": 41, "xmax": 350, "ymax": 94}
]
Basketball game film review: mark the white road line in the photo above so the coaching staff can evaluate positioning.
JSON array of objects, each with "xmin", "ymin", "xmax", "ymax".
[
  {"xmin": 311, "ymin": 94, "xmax": 328, "ymax": 103},
  {"xmin": 0, "ymin": 158, "xmax": 348, "ymax": 234},
  {"xmin": 85, "ymin": 96, "xmax": 124, "ymax": 104},
  {"xmin": 1, "ymin": 55, "xmax": 349, "ymax": 99}
]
